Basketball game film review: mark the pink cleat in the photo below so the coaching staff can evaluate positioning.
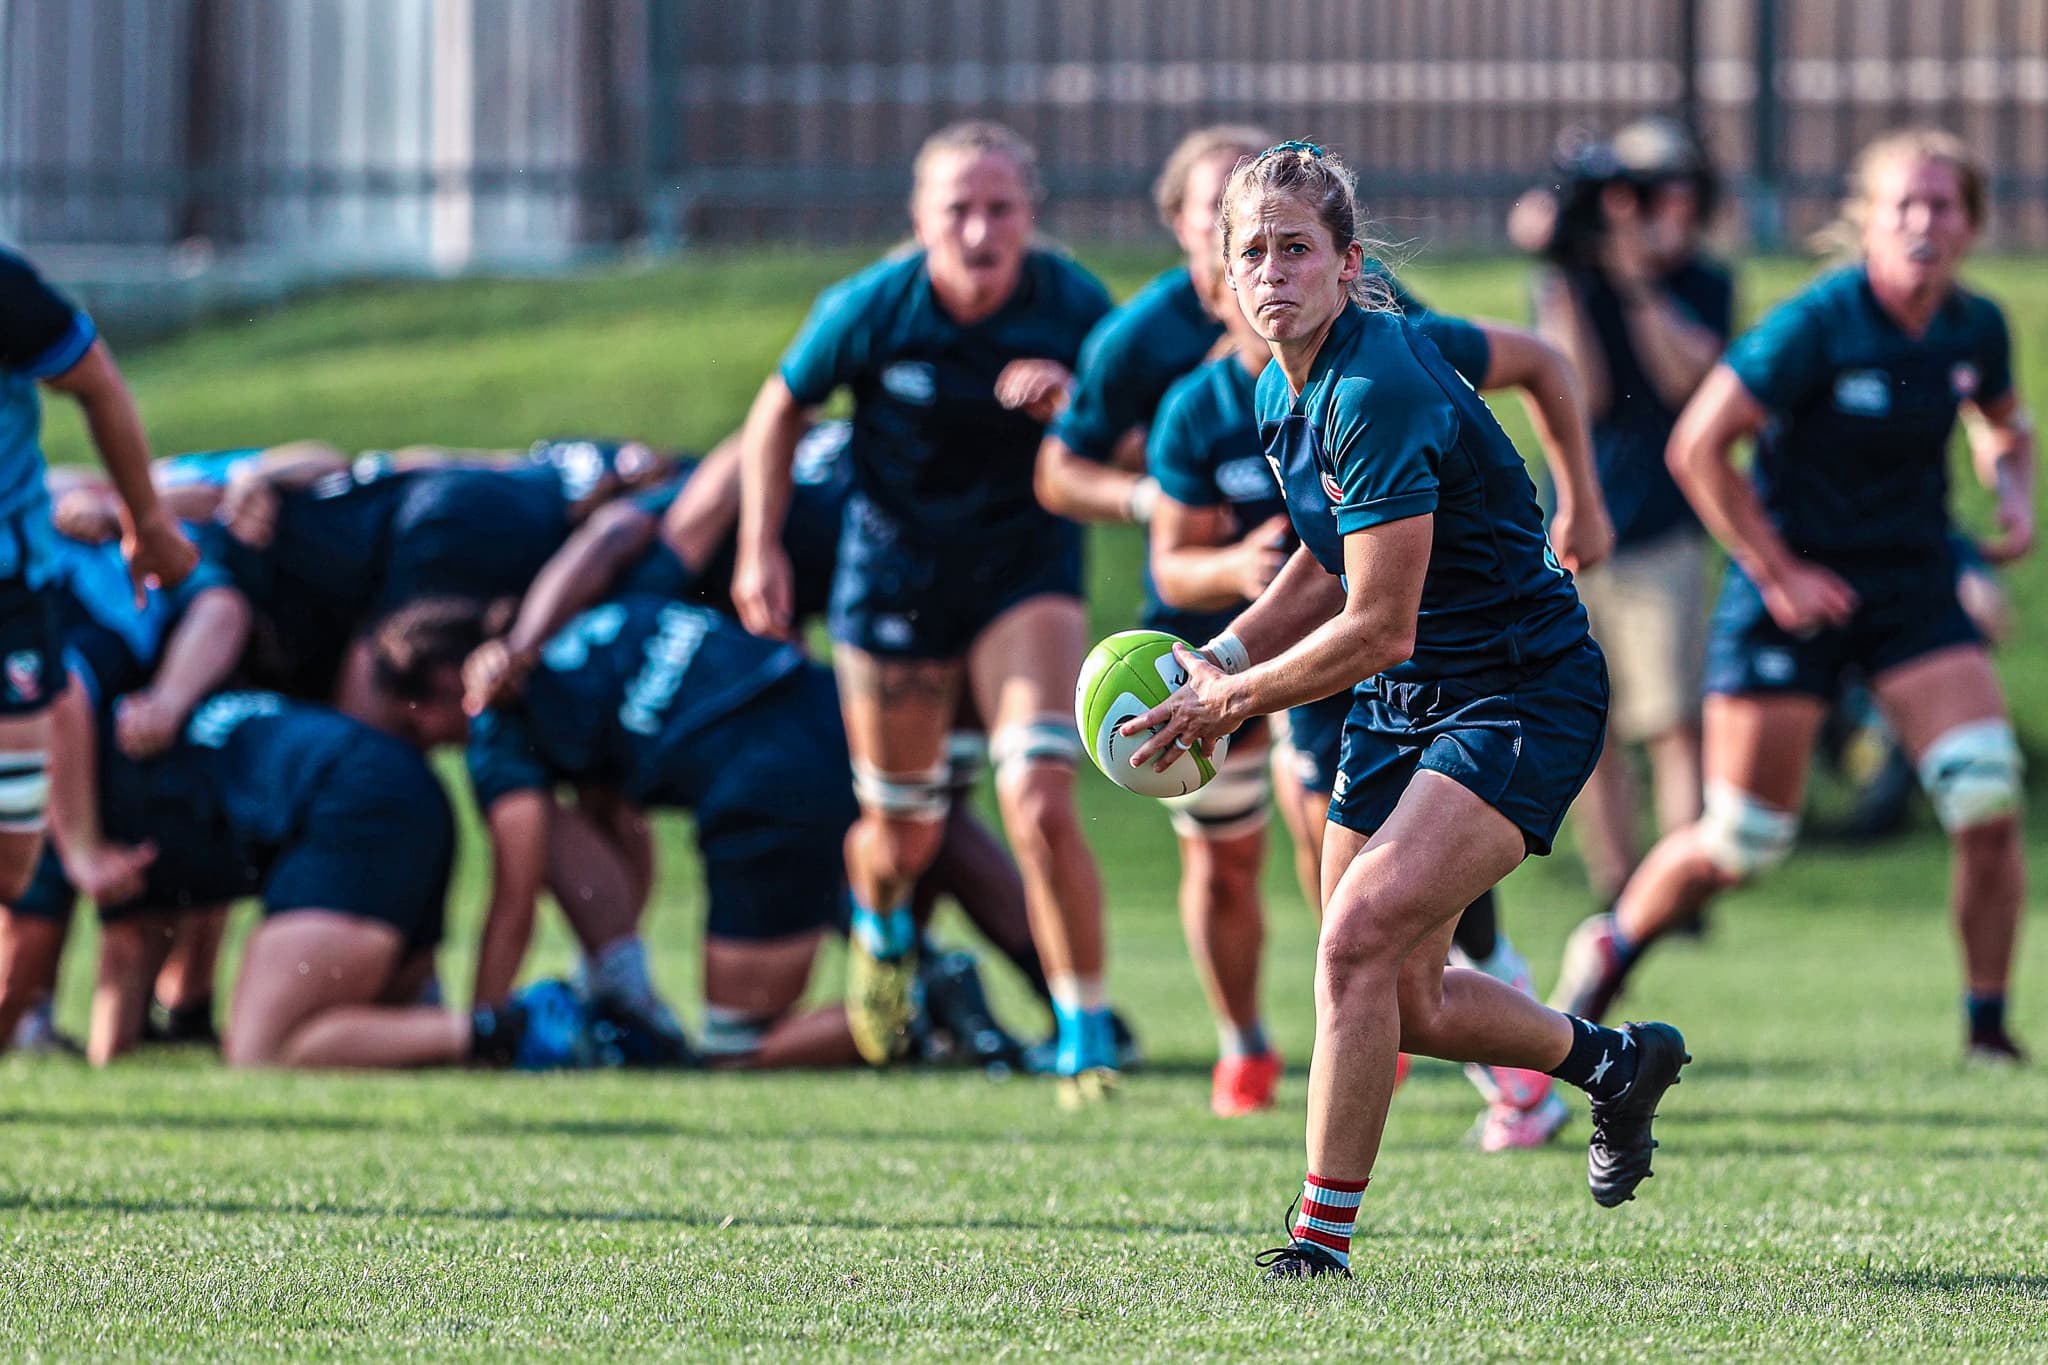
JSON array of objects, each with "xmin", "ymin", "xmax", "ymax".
[{"xmin": 1471, "ymin": 1090, "xmax": 1571, "ymax": 1153}]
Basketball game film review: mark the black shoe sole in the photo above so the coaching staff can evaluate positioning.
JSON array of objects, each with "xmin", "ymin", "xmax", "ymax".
[{"xmin": 1587, "ymin": 1022, "xmax": 1691, "ymax": 1208}]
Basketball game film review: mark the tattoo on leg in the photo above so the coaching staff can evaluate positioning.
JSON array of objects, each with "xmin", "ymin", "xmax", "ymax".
[{"xmin": 873, "ymin": 660, "xmax": 955, "ymax": 708}]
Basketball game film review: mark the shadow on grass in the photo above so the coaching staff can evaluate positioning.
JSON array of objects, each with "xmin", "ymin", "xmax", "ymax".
[
  {"xmin": 0, "ymin": 1189, "xmax": 1247, "ymax": 1241},
  {"xmin": 0, "ymin": 1105, "xmax": 1293, "ymax": 1153},
  {"xmin": 1862, "ymin": 1269, "xmax": 2048, "ymax": 1299}
]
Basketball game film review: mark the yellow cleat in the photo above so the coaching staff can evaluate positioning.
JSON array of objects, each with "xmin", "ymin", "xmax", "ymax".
[
  {"xmin": 1055, "ymin": 1066, "xmax": 1119, "ymax": 1110},
  {"xmin": 846, "ymin": 940, "xmax": 917, "ymax": 1066}
]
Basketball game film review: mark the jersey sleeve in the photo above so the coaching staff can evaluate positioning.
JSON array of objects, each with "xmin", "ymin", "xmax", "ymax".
[
  {"xmin": 1683, "ymin": 261, "xmax": 1736, "ymax": 340},
  {"xmin": 777, "ymin": 270, "xmax": 881, "ymax": 407},
  {"xmin": 1723, "ymin": 292, "xmax": 1832, "ymax": 414},
  {"xmin": 1323, "ymin": 365, "xmax": 1455, "ymax": 535},
  {"xmin": 465, "ymin": 708, "xmax": 553, "ymax": 811},
  {"xmin": 1974, "ymin": 298, "xmax": 2014, "ymax": 407},
  {"xmin": 1412, "ymin": 313, "xmax": 1491, "ymax": 389},
  {"xmin": 0, "ymin": 252, "xmax": 96, "ymax": 378},
  {"xmin": 1146, "ymin": 371, "xmax": 1223, "ymax": 507},
  {"xmin": 1051, "ymin": 313, "xmax": 1153, "ymax": 463}
]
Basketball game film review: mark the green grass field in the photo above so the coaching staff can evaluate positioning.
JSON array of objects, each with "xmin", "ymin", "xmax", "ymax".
[{"xmin": 5, "ymin": 249, "xmax": 2047, "ymax": 1361}]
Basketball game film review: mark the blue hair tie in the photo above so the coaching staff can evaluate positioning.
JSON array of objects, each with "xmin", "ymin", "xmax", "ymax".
[{"xmin": 1265, "ymin": 139, "xmax": 1326, "ymax": 159}]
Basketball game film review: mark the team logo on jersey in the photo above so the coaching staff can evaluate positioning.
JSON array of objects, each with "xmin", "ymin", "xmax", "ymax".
[
  {"xmin": 1951, "ymin": 363, "xmax": 1980, "ymax": 398},
  {"xmin": 1217, "ymin": 457, "xmax": 1277, "ymax": 502},
  {"xmin": 881, "ymin": 361, "xmax": 937, "ymax": 404},
  {"xmin": 1832, "ymin": 370, "xmax": 1892, "ymax": 417},
  {"xmin": 3, "ymin": 651, "xmax": 39, "ymax": 704},
  {"xmin": 873, "ymin": 614, "xmax": 915, "ymax": 649},
  {"xmin": 1754, "ymin": 648, "xmax": 1796, "ymax": 685}
]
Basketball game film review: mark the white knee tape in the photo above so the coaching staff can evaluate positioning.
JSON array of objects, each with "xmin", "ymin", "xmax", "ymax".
[
  {"xmin": 1918, "ymin": 720, "xmax": 2024, "ymax": 832},
  {"xmin": 850, "ymin": 758, "xmax": 952, "ymax": 821},
  {"xmin": 991, "ymin": 715, "xmax": 1082, "ymax": 783},
  {"xmin": 945, "ymin": 730, "xmax": 989, "ymax": 792},
  {"xmin": 0, "ymin": 751, "xmax": 50, "ymax": 832},
  {"xmin": 1161, "ymin": 741, "xmax": 1272, "ymax": 839},
  {"xmin": 1697, "ymin": 780, "xmax": 1798, "ymax": 878},
  {"xmin": 700, "ymin": 1005, "xmax": 770, "ymax": 1058}
]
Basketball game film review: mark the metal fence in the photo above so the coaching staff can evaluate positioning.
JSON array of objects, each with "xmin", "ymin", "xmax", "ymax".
[{"xmin": 4, "ymin": 0, "xmax": 2048, "ymax": 273}]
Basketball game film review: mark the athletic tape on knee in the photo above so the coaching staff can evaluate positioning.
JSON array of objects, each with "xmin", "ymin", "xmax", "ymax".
[
  {"xmin": 850, "ymin": 758, "xmax": 952, "ymax": 821},
  {"xmin": 991, "ymin": 715, "xmax": 1083, "ymax": 781},
  {"xmin": 699, "ymin": 1004, "xmax": 769, "ymax": 1058},
  {"xmin": 0, "ymin": 751, "xmax": 50, "ymax": 832},
  {"xmin": 1161, "ymin": 742, "xmax": 1273, "ymax": 839},
  {"xmin": 1697, "ymin": 780, "xmax": 1798, "ymax": 878},
  {"xmin": 1918, "ymin": 719, "xmax": 2024, "ymax": 832},
  {"xmin": 945, "ymin": 730, "xmax": 989, "ymax": 792}
]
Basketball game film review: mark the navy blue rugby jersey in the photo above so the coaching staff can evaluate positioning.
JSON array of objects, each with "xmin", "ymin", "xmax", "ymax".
[
  {"xmin": 1145, "ymin": 311, "xmax": 1492, "ymax": 644},
  {"xmin": 1053, "ymin": 266, "xmax": 1222, "ymax": 465},
  {"xmin": 1724, "ymin": 263, "xmax": 2010, "ymax": 559},
  {"xmin": 0, "ymin": 248, "xmax": 96, "ymax": 546},
  {"xmin": 466, "ymin": 594, "xmax": 807, "ymax": 811},
  {"xmin": 1054, "ymin": 261, "xmax": 1454, "ymax": 469},
  {"xmin": 778, "ymin": 248, "xmax": 1112, "ymax": 541},
  {"xmin": 622, "ymin": 420, "xmax": 853, "ymax": 622},
  {"xmin": 1255, "ymin": 304, "xmax": 1586, "ymax": 681}
]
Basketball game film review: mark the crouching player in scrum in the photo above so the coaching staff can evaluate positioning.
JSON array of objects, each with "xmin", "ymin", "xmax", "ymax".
[
  {"xmin": 78, "ymin": 688, "xmax": 581, "ymax": 1069},
  {"xmin": 377, "ymin": 594, "xmax": 881, "ymax": 1068},
  {"xmin": 1122, "ymin": 143, "xmax": 1690, "ymax": 1277}
]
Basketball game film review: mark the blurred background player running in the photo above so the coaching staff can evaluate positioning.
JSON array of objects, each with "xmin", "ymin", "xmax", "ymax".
[
  {"xmin": 735, "ymin": 122, "xmax": 1123, "ymax": 1101},
  {"xmin": 1552, "ymin": 129, "xmax": 2035, "ymax": 1064}
]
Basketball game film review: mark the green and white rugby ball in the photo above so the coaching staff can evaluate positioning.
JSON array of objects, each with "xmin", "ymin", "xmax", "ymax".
[{"xmin": 1074, "ymin": 629, "xmax": 1229, "ymax": 798}]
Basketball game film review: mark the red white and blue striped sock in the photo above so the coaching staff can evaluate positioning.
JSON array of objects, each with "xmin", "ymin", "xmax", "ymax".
[{"xmin": 1292, "ymin": 1172, "xmax": 1369, "ymax": 1266}]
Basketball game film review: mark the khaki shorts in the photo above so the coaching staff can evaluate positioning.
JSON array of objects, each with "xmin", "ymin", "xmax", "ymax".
[{"xmin": 1575, "ymin": 527, "xmax": 1709, "ymax": 743}]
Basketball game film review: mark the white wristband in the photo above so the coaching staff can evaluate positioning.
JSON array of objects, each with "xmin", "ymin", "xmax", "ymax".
[
  {"xmin": 1127, "ymin": 475, "xmax": 1161, "ymax": 525},
  {"xmin": 1202, "ymin": 631, "xmax": 1251, "ymax": 675}
]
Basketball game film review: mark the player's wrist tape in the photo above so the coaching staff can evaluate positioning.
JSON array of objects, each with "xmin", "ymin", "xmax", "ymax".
[
  {"xmin": 1203, "ymin": 631, "xmax": 1251, "ymax": 675},
  {"xmin": 1127, "ymin": 475, "xmax": 1161, "ymax": 525}
]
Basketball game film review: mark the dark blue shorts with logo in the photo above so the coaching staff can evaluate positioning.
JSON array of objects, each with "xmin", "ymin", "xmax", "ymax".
[
  {"xmin": 1330, "ymin": 639, "xmax": 1610, "ymax": 856},
  {"xmin": 0, "ymin": 513, "xmax": 63, "ymax": 718},
  {"xmin": 642, "ymin": 664, "xmax": 860, "ymax": 943},
  {"xmin": 1702, "ymin": 553, "xmax": 1979, "ymax": 699},
  {"xmin": 1281, "ymin": 686, "xmax": 1354, "ymax": 795},
  {"xmin": 827, "ymin": 493, "xmax": 1084, "ymax": 659}
]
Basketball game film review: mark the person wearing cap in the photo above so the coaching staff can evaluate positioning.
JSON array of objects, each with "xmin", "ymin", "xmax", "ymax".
[{"xmin": 1524, "ymin": 118, "xmax": 1735, "ymax": 911}]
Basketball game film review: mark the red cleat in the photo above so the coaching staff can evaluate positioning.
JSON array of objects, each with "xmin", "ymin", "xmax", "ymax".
[{"xmin": 1211, "ymin": 1050, "xmax": 1284, "ymax": 1117}]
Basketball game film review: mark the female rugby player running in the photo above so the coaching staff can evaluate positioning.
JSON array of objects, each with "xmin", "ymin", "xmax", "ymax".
[
  {"xmin": 1552, "ymin": 129, "xmax": 2035, "ymax": 1063},
  {"xmin": 735, "ymin": 122, "xmax": 1122, "ymax": 1099},
  {"xmin": 1123, "ymin": 143, "xmax": 1689, "ymax": 1278},
  {"xmin": 1125, "ymin": 220, "xmax": 1611, "ymax": 1136}
]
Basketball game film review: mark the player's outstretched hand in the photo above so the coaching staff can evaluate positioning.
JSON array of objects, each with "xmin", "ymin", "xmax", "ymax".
[
  {"xmin": 114, "ymin": 690, "xmax": 186, "ymax": 759},
  {"xmin": 732, "ymin": 540, "xmax": 796, "ymax": 640},
  {"xmin": 1120, "ymin": 643, "xmax": 1240, "ymax": 772},
  {"xmin": 1231, "ymin": 515, "xmax": 1292, "ymax": 600},
  {"xmin": 121, "ymin": 506, "xmax": 199, "ymax": 608},
  {"xmin": 221, "ymin": 475, "xmax": 280, "ymax": 549},
  {"xmin": 462, "ymin": 639, "xmax": 535, "ymax": 717},
  {"xmin": 994, "ymin": 358, "xmax": 1074, "ymax": 425},
  {"xmin": 66, "ymin": 840, "xmax": 158, "ymax": 909},
  {"xmin": 1549, "ymin": 496, "xmax": 1615, "ymax": 574},
  {"xmin": 1760, "ymin": 559, "xmax": 1859, "ymax": 637},
  {"xmin": 54, "ymin": 488, "xmax": 121, "ymax": 545},
  {"xmin": 1981, "ymin": 487, "xmax": 2036, "ymax": 564}
]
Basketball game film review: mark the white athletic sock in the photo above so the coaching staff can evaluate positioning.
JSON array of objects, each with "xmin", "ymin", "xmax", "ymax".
[{"xmin": 589, "ymin": 936, "xmax": 655, "ymax": 1007}]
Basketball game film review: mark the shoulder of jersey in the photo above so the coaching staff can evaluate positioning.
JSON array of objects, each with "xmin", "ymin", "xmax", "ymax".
[
  {"xmin": 822, "ymin": 249, "xmax": 928, "ymax": 313},
  {"xmin": 1028, "ymin": 247, "xmax": 1114, "ymax": 312}
]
